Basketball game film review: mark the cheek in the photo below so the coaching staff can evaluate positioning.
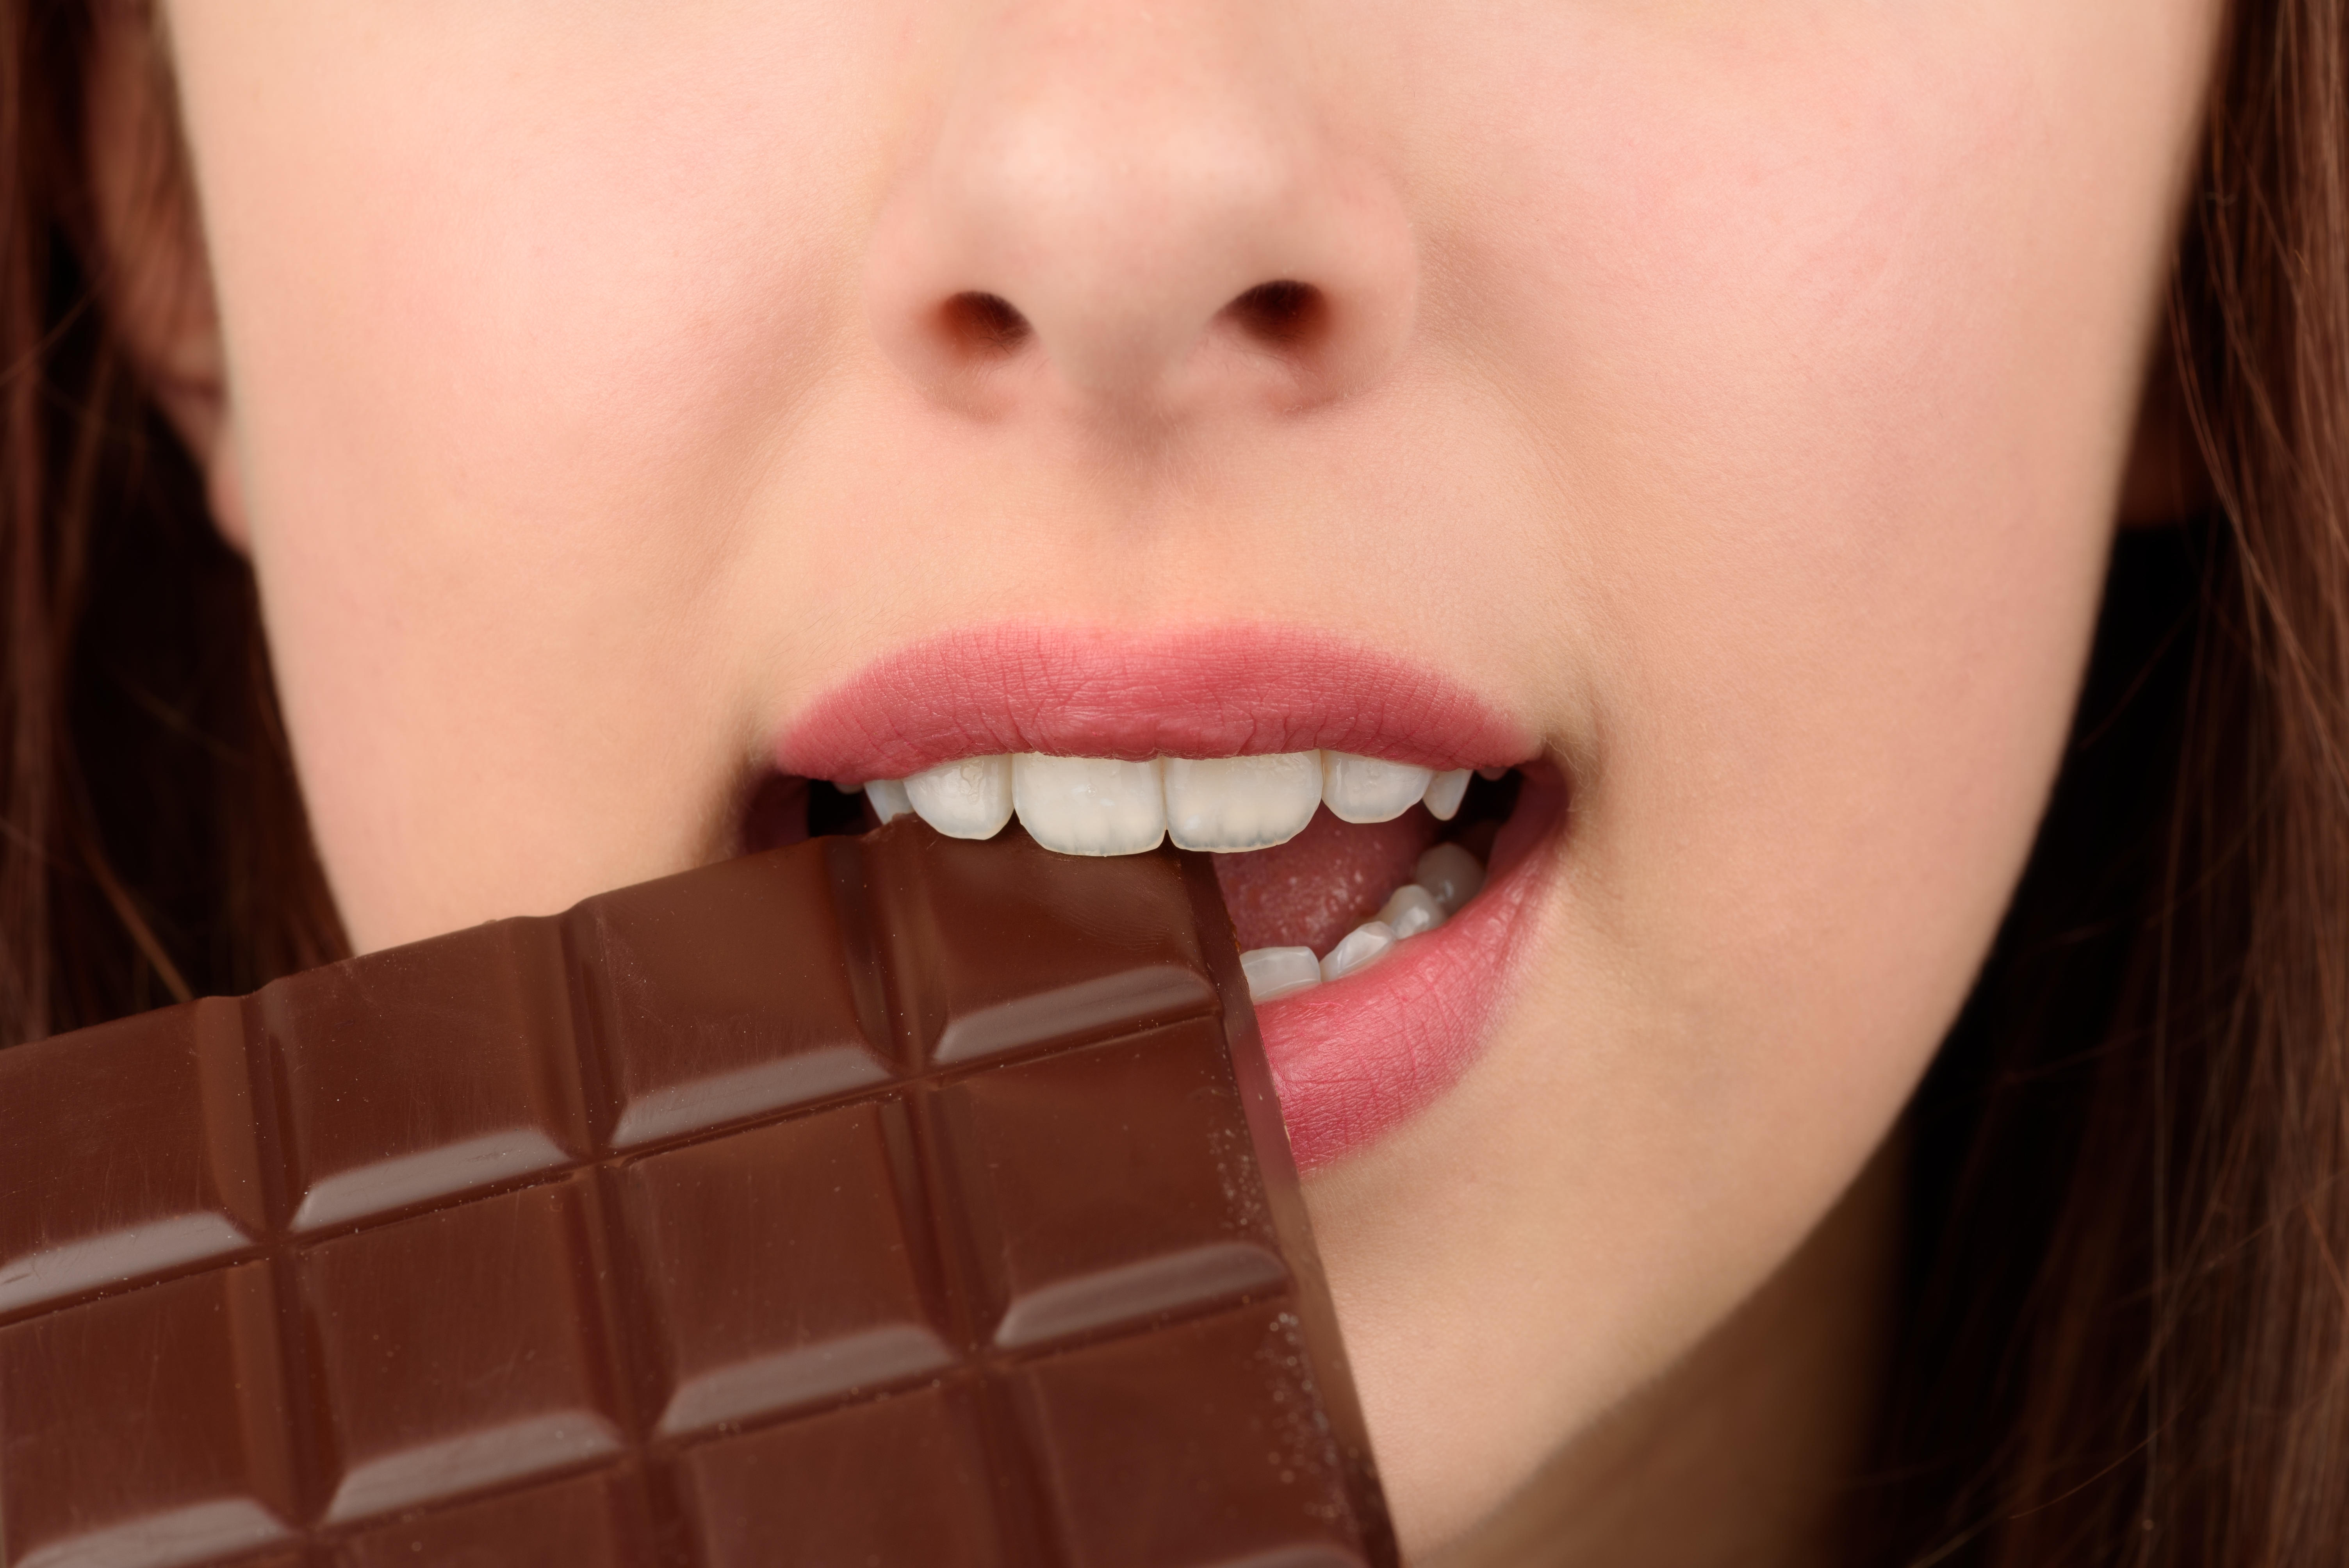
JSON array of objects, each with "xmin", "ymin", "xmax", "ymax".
[
  {"xmin": 1438, "ymin": 5, "xmax": 2188, "ymax": 1049},
  {"xmin": 171, "ymin": 7, "xmax": 895, "ymax": 941},
  {"xmin": 202, "ymin": 13, "xmax": 875, "ymax": 562},
  {"xmin": 1331, "ymin": 9, "xmax": 2206, "ymax": 1527}
]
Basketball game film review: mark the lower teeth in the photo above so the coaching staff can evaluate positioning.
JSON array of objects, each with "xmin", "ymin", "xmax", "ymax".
[
  {"xmin": 1320, "ymin": 919, "xmax": 1397, "ymax": 981},
  {"xmin": 1240, "ymin": 946, "xmax": 1322, "ymax": 1002},
  {"xmin": 1238, "ymin": 839, "xmax": 1488, "ymax": 1003}
]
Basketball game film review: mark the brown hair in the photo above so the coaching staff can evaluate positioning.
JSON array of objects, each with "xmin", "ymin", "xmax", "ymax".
[
  {"xmin": 2, "ymin": 2, "xmax": 2345, "ymax": 1561},
  {"xmin": 1866, "ymin": 0, "xmax": 2349, "ymax": 1560},
  {"xmin": 0, "ymin": 0, "xmax": 341, "ymax": 1041}
]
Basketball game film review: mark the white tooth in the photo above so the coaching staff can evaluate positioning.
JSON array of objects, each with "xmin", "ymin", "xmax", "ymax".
[
  {"xmin": 864, "ymin": 778, "xmax": 913, "ymax": 823},
  {"xmin": 1378, "ymin": 884, "xmax": 1447, "ymax": 940},
  {"xmin": 1320, "ymin": 920, "xmax": 1397, "ymax": 982},
  {"xmin": 904, "ymin": 754, "xmax": 1014, "ymax": 840},
  {"xmin": 1413, "ymin": 843, "xmax": 1486, "ymax": 914},
  {"xmin": 1422, "ymin": 768, "xmax": 1471, "ymax": 821},
  {"xmin": 1012, "ymin": 754, "xmax": 1167, "ymax": 855},
  {"xmin": 1241, "ymin": 946, "xmax": 1323, "ymax": 1003},
  {"xmin": 1321, "ymin": 752, "xmax": 1436, "ymax": 824},
  {"xmin": 1164, "ymin": 752, "xmax": 1323, "ymax": 851}
]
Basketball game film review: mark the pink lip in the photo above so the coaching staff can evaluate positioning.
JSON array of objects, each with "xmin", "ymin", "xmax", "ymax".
[
  {"xmin": 775, "ymin": 623, "xmax": 1529, "ymax": 784},
  {"xmin": 1259, "ymin": 771, "xmax": 1561, "ymax": 1167},
  {"xmin": 774, "ymin": 622, "xmax": 1559, "ymax": 1169}
]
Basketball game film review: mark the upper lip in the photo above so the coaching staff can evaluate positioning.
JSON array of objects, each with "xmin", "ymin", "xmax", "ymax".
[{"xmin": 773, "ymin": 623, "xmax": 1532, "ymax": 785}]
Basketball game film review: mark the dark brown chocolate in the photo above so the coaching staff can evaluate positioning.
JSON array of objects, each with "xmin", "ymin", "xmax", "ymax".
[{"xmin": 0, "ymin": 820, "xmax": 1394, "ymax": 1567}]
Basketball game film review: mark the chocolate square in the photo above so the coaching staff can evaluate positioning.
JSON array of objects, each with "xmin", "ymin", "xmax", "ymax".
[
  {"xmin": 870, "ymin": 825, "xmax": 1218, "ymax": 1066},
  {"xmin": 930, "ymin": 1020, "xmax": 1288, "ymax": 1348},
  {"xmin": 298, "ymin": 1178, "xmax": 624, "ymax": 1523},
  {"xmin": 1014, "ymin": 1302, "xmax": 1371, "ymax": 1568},
  {"xmin": 676, "ymin": 1383, "xmax": 1006, "ymax": 1568},
  {"xmin": 332, "ymin": 1466, "xmax": 657, "ymax": 1568},
  {"xmin": 571, "ymin": 841, "xmax": 893, "ymax": 1149},
  {"xmin": 616, "ymin": 1101, "xmax": 950, "ymax": 1436},
  {"xmin": 0, "ymin": 996, "xmax": 262, "ymax": 1315},
  {"xmin": 0, "ymin": 1263, "xmax": 298, "ymax": 1568},
  {"xmin": 261, "ymin": 921, "xmax": 586, "ymax": 1233}
]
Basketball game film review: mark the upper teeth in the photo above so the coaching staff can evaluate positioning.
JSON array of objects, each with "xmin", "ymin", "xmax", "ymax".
[
  {"xmin": 864, "ymin": 777, "xmax": 915, "ymax": 824},
  {"xmin": 867, "ymin": 750, "xmax": 1477, "ymax": 855},
  {"xmin": 1420, "ymin": 767, "xmax": 1471, "ymax": 822},
  {"xmin": 1164, "ymin": 753, "xmax": 1323, "ymax": 851},
  {"xmin": 904, "ymin": 755, "xmax": 1015, "ymax": 839},
  {"xmin": 1321, "ymin": 753, "xmax": 1436, "ymax": 824},
  {"xmin": 1011, "ymin": 754, "xmax": 1169, "ymax": 856}
]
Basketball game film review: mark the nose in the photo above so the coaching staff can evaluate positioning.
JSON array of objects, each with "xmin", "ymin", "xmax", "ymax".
[{"xmin": 863, "ymin": 2, "xmax": 1417, "ymax": 424}]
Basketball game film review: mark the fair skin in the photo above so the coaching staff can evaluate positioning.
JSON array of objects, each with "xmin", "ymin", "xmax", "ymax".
[{"xmin": 98, "ymin": 2, "xmax": 2221, "ymax": 1559}]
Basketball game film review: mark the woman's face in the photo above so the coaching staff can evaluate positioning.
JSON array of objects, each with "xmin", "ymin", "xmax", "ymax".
[{"xmin": 141, "ymin": 0, "xmax": 2219, "ymax": 1552}]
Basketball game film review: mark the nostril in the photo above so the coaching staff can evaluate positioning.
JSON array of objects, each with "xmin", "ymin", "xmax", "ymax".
[
  {"xmin": 937, "ymin": 290, "xmax": 1033, "ymax": 356},
  {"xmin": 1222, "ymin": 279, "xmax": 1325, "ymax": 348}
]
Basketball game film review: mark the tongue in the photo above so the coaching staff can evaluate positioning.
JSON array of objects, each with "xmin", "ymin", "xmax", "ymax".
[{"xmin": 1212, "ymin": 806, "xmax": 1438, "ymax": 955}]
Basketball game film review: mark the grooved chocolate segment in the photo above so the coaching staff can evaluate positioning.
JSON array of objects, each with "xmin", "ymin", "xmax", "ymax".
[
  {"xmin": 570, "ymin": 845, "xmax": 890, "ymax": 1149},
  {"xmin": 262, "ymin": 921, "xmax": 585, "ymax": 1233},
  {"xmin": 617, "ymin": 1101, "xmax": 950, "ymax": 1436},
  {"xmin": 1015, "ymin": 1301, "xmax": 1367, "ymax": 1568},
  {"xmin": 0, "ymin": 1263, "xmax": 298, "ymax": 1568},
  {"xmin": 0, "ymin": 997, "xmax": 262, "ymax": 1316},
  {"xmin": 931, "ymin": 1020, "xmax": 1289, "ymax": 1348},
  {"xmin": 333, "ymin": 1467, "xmax": 659, "ymax": 1568},
  {"xmin": 301, "ymin": 1179, "xmax": 624, "ymax": 1523},
  {"xmin": 676, "ymin": 1384, "xmax": 1005, "ymax": 1568},
  {"xmin": 0, "ymin": 821, "xmax": 1395, "ymax": 1566},
  {"xmin": 870, "ymin": 823, "xmax": 1219, "ymax": 1064}
]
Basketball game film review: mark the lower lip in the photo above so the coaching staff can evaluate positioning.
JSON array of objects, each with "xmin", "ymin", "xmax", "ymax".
[{"xmin": 1256, "ymin": 773, "xmax": 1565, "ymax": 1170}]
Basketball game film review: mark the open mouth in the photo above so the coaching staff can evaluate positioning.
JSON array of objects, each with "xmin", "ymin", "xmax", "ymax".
[{"xmin": 756, "ymin": 626, "xmax": 1567, "ymax": 1168}]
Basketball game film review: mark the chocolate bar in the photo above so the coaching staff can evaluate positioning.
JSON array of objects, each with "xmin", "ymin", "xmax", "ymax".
[{"xmin": 0, "ymin": 820, "xmax": 1395, "ymax": 1567}]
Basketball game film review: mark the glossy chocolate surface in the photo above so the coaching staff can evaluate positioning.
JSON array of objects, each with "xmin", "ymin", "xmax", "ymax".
[{"xmin": 0, "ymin": 821, "xmax": 1394, "ymax": 1567}]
